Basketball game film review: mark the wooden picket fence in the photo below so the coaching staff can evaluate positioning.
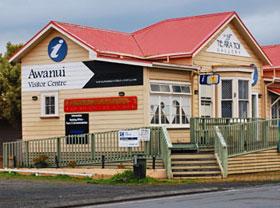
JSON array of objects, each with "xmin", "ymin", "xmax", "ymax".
[{"xmin": 2, "ymin": 127, "xmax": 172, "ymax": 174}]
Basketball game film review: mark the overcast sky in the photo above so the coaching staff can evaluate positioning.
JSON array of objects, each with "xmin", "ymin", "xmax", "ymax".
[{"xmin": 0, "ymin": 0, "xmax": 279, "ymax": 54}]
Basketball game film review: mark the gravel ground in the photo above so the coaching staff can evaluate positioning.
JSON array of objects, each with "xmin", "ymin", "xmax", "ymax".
[{"xmin": 0, "ymin": 177, "xmax": 279, "ymax": 208}]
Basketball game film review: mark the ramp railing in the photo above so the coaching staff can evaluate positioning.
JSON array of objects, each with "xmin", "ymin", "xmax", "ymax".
[{"xmin": 3, "ymin": 126, "xmax": 173, "ymax": 177}]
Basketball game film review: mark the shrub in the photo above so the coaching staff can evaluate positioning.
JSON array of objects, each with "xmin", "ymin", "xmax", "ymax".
[
  {"xmin": 67, "ymin": 161, "xmax": 77, "ymax": 168},
  {"xmin": 32, "ymin": 155, "xmax": 49, "ymax": 168}
]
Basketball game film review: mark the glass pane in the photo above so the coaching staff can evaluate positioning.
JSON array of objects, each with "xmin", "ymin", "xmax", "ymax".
[
  {"xmin": 239, "ymin": 101, "xmax": 248, "ymax": 118},
  {"xmin": 181, "ymin": 86, "xmax": 190, "ymax": 93},
  {"xmin": 150, "ymin": 84, "xmax": 160, "ymax": 92},
  {"xmin": 238, "ymin": 80, "xmax": 248, "ymax": 99},
  {"xmin": 150, "ymin": 95, "xmax": 159, "ymax": 124},
  {"xmin": 222, "ymin": 80, "xmax": 232, "ymax": 99},
  {"xmin": 172, "ymin": 98, "xmax": 181, "ymax": 124},
  {"xmin": 172, "ymin": 85, "xmax": 181, "ymax": 93},
  {"xmin": 222, "ymin": 101, "xmax": 232, "ymax": 118},
  {"xmin": 181, "ymin": 96, "xmax": 190, "ymax": 124},
  {"xmin": 159, "ymin": 84, "xmax": 170, "ymax": 92},
  {"xmin": 50, "ymin": 96, "xmax": 55, "ymax": 105},
  {"xmin": 45, "ymin": 97, "xmax": 50, "ymax": 106},
  {"xmin": 160, "ymin": 96, "xmax": 170, "ymax": 124}
]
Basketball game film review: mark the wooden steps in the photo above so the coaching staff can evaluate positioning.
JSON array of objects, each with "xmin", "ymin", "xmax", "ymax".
[
  {"xmin": 171, "ymin": 149, "xmax": 222, "ymax": 179},
  {"xmin": 228, "ymin": 148, "xmax": 280, "ymax": 175}
]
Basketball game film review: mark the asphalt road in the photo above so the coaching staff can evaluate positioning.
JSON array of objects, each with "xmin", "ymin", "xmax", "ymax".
[
  {"xmin": 0, "ymin": 177, "xmax": 280, "ymax": 208},
  {"xmin": 88, "ymin": 184, "xmax": 280, "ymax": 208}
]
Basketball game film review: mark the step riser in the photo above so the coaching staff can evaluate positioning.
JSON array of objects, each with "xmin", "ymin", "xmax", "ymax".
[{"xmin": 170, "ymin": 150, "xmax": 221, "ymax": 178}]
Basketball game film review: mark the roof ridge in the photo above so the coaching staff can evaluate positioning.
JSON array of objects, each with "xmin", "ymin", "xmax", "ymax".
[
  {"xmin": 52, "ymin": 20, "xmax": 132, "ymax": 36},
  {"xmin": 132, "ymin": 11, "xmax": 235, "ymax": 35}
]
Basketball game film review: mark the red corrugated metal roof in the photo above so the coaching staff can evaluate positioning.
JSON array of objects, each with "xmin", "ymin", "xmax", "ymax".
[
  {"xmin": 268, "ymin": 85, "xmax": 280, "ymax": 95},
  {"xmin": 10, "ymin": 11, "xmax": 271, "ymax": 64},
  {"xmin": 52, "ymin": 21, "xmax": 144, "ymax": 57},
  {"xmin": 53, "ymin": 11, "xmax": 235, "ymax": 58},
  {"xmin": 262, "ymin": 44, "xmax": 280, "ymax": 67},
  {"xmin": 132, "ymin": 11, "xmax": 234, "ymax": 57}
]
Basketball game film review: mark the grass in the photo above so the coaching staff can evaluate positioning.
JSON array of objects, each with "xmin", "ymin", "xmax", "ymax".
[{"xmin": 1, "ymin": 170, "xmax": 280, "ymax": 185}]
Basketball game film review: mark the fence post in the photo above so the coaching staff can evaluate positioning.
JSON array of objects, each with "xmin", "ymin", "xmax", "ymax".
[
  {"xmin": 56, "ymin": 137, "xmax": 61, "ymax": 166},
  {"xmin": 91, "ymin": 134, "xmax": 95, "ymax": 160},
  {"xmin": 24, "ymin": 141, "xmax": 29, "ymax": 167},
  {"xmin": 265, "ymin": 121, "xmax": 269, "ymax": 147},
  {"xmin": 3, "ymin": 143, "xmax": 8, "ymax": 168}
]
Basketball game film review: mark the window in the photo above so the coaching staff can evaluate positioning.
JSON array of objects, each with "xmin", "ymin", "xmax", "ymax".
[
  {"xmin": 220, "ymin": 78, "xmax": 251, "ymax": 118},
  {"xmin": 150, "ymin": 82, "xmax": 191, "ymax": 127},
  {"xmin": 41, "ymin": 92, "xmax": 59, "ymax": 117},
  {"xmin": 221, "ymin": 80, "xmax": 233, "ymax": 118},
  {"xmin": 238, "ymin": 80, "xmax": 249, "ymax": 118},
  {"xmin": 271, "ymin": 94, "xmax": 280, "ymax": 119}
]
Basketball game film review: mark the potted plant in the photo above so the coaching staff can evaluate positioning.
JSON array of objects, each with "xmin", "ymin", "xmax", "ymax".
[{"xmin": 33, "ymin": 155, "xmax": 49, "ymax": 168}]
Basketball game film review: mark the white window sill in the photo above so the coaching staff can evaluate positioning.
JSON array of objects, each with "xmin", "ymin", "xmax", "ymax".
[{"xmin": 40, "ymin": 115, "xmax": 59, "ymax": 119}]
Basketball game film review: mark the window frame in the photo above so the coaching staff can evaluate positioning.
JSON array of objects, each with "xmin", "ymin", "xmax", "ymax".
[
  {"xmin": 238, "ymin": 79, "xmax": 249, "ymax": 118},
  {"xmin": 40, "ymin": 92, "xmax": 59, "ymax": 118},
  {"xmin": 218, "ymin": 77, "xmax": 251, "ymax": 118},
  {"xmin": 149, "ymin": 80, "xmax": 192, "ymax": 128}
]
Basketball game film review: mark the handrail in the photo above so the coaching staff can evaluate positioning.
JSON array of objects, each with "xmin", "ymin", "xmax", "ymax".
[
  {"xmin": 214, "ymin": 126, "xmax": 228, "ymax": 178},
  {"xmin": 190, "ymin": 117, "xmax": 264, "ymax": 148},
  {"xmin": 3, "ymin": 126, "xmax": 174, "ymax": 179},
  {"xmin": 219, "ymin": 119, "xmax": 279, "ymax": 156},
  {"xmin": 159, "ymin": 127, "xmax": 173, "ymax": 179},
  {"xmin": 2, "ymin": 127, "xmax": 165, "ymax": 169}
]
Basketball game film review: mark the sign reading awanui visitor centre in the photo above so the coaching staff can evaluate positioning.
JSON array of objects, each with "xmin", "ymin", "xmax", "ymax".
[{"xmin": 22, "ymin": 61, "xmax": 143, "ymax": 91}]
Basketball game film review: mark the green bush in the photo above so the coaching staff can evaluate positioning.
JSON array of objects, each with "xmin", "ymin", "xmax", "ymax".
[{"xmin": 110, "ymin": 170, "xmax": 158, "ymax": 184}]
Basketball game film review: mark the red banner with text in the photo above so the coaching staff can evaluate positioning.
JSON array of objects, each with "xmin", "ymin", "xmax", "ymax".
[{"xmin": 64, "ymin": 96, "xmax": 137, "ymax": 112}]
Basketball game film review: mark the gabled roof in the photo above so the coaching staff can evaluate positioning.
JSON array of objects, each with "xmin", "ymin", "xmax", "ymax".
[
  {"xmin": 132, "ymin": 11, "xmax": 234, "ymax": 58},
  {"xmin": 9, "ymin": 11, "xmax": 271, "ymax": 65},
  {"xmin": 53, "ymin": 21, "xmax": 144, "ymax": 57},
  {"xmin": 262, "ymin": 44, "xmax": 280, "ymax": 67}
]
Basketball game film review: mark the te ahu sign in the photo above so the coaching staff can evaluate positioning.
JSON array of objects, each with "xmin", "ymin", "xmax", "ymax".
[
  {"xmin": 22, "ymin": 61, "xmax": 143, "ymax": 92},
  {"xmin": 207, "ymin": 27, "xmax": 250, "ymax": 57}
]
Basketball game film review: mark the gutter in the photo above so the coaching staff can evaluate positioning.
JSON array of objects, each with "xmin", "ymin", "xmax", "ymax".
[{"xmin": 151, "ymin": 62, "xmax": 200, "ymax": 72}]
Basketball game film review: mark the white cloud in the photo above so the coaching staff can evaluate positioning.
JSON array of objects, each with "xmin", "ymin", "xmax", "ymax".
[{"xmin": 244, "ymin": 11, "xmax": 280, "ymax": 45}]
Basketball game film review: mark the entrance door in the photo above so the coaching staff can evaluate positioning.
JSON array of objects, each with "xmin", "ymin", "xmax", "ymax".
[{"xmin": 199, "ymin": 85, "xmax": 213, "ymax": 117}]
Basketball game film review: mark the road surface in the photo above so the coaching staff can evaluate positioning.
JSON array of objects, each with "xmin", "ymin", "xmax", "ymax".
[{"xmin": 87, "ymin": 184, "xmax": 280, "ymax": 208}]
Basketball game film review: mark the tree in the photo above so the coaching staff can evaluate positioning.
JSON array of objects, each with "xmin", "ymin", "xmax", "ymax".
[{"xmin": 0, "ymin": 42, "xmax": 23, "ymax": 126}]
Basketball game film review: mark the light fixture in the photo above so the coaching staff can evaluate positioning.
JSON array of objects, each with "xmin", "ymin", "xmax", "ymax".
[
  {"xmin": 32, "ymin": 96, "xmax": 38, "ymax": 101},
  {"xmin": 119, "ymin": 91, "xmax": 125, "ymax": 96}
]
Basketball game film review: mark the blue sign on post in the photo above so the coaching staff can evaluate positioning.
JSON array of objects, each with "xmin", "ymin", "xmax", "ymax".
[
  {"xmin": 200, "ymin": 74, "xmax": 220, "ymax": 85},
  {"xmin": 251, "ymin": 64, "xmax": 258, "ymax": 86},
  {"xmin": 48, "ymin": 37, "xmax": 68, "ymax": 62}
]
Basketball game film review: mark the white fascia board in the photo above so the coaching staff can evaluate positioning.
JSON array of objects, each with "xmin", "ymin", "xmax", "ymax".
[
  {"xmin": 9, "ymin": 23, "xmax": 96, "ymax": 63},
  {"xmin": 151, "ymin": 62, "xmax": 199, "ymax": 71},
  {"xmin": 94, "ymin": 57, "xmax": 152, "ymax": 67}
]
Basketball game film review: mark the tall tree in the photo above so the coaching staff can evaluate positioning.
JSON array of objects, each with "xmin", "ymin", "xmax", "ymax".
[{"xmin": 0, "ymin": 42, "xmax": 23, "ymax": 126}]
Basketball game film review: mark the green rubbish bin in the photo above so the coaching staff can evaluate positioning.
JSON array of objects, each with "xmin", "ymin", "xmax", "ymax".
[{"xmin": 133, "ymin": 155, "xmax": 146, "ymax": 179}]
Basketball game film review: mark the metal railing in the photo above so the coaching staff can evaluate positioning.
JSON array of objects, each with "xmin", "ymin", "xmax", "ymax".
[
  {"xmin": 3, "ymin": 127, "xmax": 170, "ymax": 167},
  {"xmin": 218, "ymin": 119, "xmax": 280, "ymax": 156},
  {"xmin": 190, "ymin": 117, "xmax": 263, "ymax": 148},
  {"xmin": 214, "ymin": 126, "xmax": 228, "ymax": 177}
]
